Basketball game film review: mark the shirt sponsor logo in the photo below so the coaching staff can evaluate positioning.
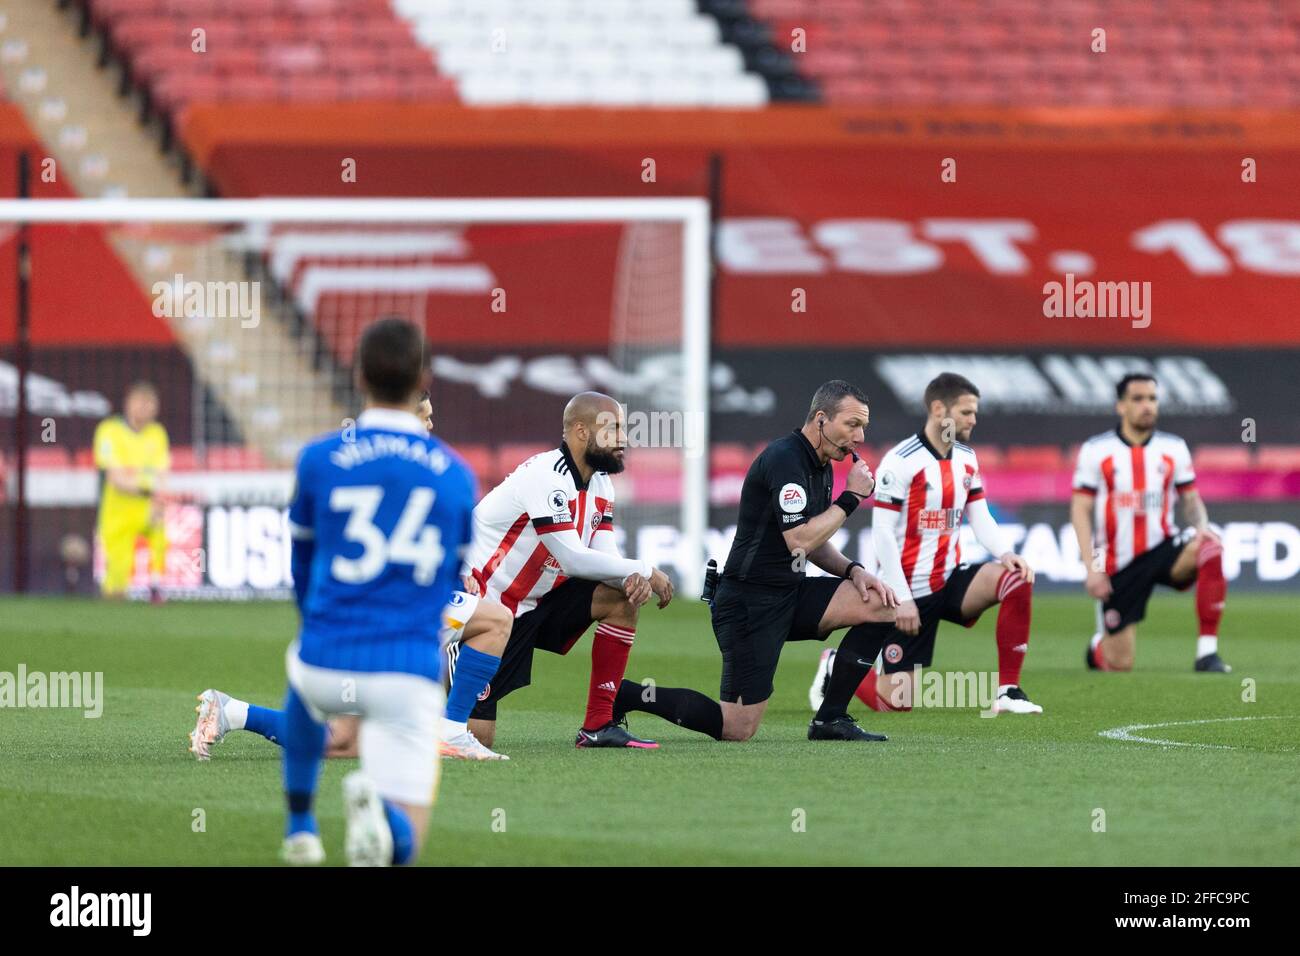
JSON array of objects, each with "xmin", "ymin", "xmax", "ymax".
[
  {"xmin": 918, "ymin": 508, "xmax": 963, "ymax": 531},
  {"xmin": 779, "ymin": 483, "xmax": 807, "ymax": 514},
  {"xmin": 1111, "ymin": 490, "xmax": 1163, "ymax": 512}
]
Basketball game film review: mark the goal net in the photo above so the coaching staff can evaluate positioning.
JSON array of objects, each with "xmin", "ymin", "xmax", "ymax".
[{"xmin": 0, "ymin": 197, "xmax": 710, "ymax": 598}]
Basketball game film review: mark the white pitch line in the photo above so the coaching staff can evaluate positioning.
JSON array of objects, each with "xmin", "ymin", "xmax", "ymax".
[{"xmin": 1098, "ymin": 715, "xmax": 1300, "ymax": 750}]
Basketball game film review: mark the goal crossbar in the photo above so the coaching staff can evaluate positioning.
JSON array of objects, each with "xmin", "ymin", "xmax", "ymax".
[{"xmin": 0, "ymin": 196, "xmax": 712, "ymax": 597}]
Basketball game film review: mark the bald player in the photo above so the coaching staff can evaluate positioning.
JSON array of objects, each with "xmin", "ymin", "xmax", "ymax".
[{"xmin": 449, "ymin": 391, "xmax": 675, "ymax": 749}]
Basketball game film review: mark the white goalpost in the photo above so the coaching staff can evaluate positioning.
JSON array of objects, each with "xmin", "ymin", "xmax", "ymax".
[{"xmin": 0, "ymin": 196, "xmax": 712, "ymax": 597}]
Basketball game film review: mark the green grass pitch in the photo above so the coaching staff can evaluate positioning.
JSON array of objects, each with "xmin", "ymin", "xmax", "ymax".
[{"xmin": 0, "ymin": 593, "xmax": 1296, "ymax": 866}]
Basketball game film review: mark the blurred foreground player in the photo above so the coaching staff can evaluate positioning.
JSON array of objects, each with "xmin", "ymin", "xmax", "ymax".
[
  {"xmin": 613, "ymin": 380, "xmax": 900, "ymax": 743},
  {"xmin": 193, "ymin": 391, "xmax": 673, "ymax": 758},
  {"xmin": 808, "ymin": 373, "xmax": 1042, "ymax": 715},
  {"xmin": 277, "ymin": 318, "xmax": 475, "ymax": 866},
  {"xmin": 191, "ymin": 393, "xmax": 513, "ymax": 762},
  {"xmin": 1071, "ymin": 373, "xmax": 1230, "ymax": 673},
  {"xmin": 93, "ymin": 381, "xmax": 169, "ymax": 601}
]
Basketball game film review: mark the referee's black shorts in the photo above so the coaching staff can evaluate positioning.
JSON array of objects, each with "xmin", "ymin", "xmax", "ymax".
[
  {"xmin": 710, "ymin": 574, "xmax": 843, "ymax": 705},
  {"xmin": 445, "ymin": 577, "xmax": 600, "ymax": 722}
]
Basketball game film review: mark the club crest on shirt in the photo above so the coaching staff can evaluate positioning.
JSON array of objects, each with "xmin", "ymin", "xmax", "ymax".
[
  {"xmin": 962, "ymin": 474, "xmax": 973, "ymax": 490},
  {"xmin": 779, "ymin": 483, "xmax": 807, "ymax": 513},
  {"xmin": 591, "ymin": 513, "xmax": 601, "ymax": 531}
]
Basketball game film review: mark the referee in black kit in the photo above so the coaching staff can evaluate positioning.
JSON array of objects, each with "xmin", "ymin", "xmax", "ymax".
[{"xmin": 610, "ymin": 380, "xmax": 901, "ymax": 742}]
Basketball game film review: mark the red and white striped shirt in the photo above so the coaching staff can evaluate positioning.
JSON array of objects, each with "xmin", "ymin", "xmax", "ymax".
[
  {"xmin": 463, "ymin": 442, "xmax": 648, "ymax": 617},
  {"xmin": 873, "ymin": 433, "xmax": 985, "ymax": 599},
  {"xmin": 1073, "ymin": 428, "xmax": 1195, "ymax": 575}
]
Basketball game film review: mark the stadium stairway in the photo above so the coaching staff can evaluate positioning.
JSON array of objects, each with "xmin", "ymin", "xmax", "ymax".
[{"xmin": 0, "ymin": 0, "xmax": 348, "ymax": 466}]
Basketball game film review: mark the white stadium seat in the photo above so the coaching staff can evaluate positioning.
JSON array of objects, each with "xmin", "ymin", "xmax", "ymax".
[{"xmin": 397, "ymin": 0, "xmax": 768, "ymax": 107}]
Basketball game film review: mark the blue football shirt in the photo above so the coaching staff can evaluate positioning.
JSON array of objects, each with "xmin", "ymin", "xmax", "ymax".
[{"xmin": 287, "ymin": 407, "xmax": 475, "ymax": 681}]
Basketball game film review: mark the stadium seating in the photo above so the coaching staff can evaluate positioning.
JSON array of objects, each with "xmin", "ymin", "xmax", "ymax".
[
  {"xmin": 1257, "ymin": 446, "xmax": 1300, "ymax": 472},
  {"xmin": 743, "ymin": 0, "xmax": 1300, "ymax": 107},
  {"xmin": 82, "ymin": 0, "xmax": 776, "ymax": 122},
  {"xmin": 1193, "ymin": 445, "xmax": 1253, "ymax": 471},
  {"xmin": 393, "ymin": 0, "xmax": 768, "ymax": 106},
  {"xmin": 84, "ymin": 0, "xmax": 454, "ymax": 124},
  {"xmin": 75, "ymin": 0, "xmax": 1300, "ymax": 120}
]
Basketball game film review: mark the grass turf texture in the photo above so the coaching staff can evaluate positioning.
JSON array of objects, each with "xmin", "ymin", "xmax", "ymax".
[{"xmin": 0, "ymin": 593, "xmax": 1296, "ymax": 866}]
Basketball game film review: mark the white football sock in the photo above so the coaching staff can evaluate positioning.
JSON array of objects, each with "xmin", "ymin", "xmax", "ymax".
[
  {"xmin": 1089, "ymin": 632, "xmax": 1103, "ymax": 650},
  {"xmin": 443, "ymin": 717, "xmax": 468, "ymax": 738},
  {"xmin": 224, "ymin": 698, "xmax": 249, "ymax": 730},
  {"xmin": 1196, "ymin": 635, "xmax": 1218, "ymax": 659}
]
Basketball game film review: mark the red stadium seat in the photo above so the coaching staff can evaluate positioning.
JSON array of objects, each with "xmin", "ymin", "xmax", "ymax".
[
  {"xmin": 973, "ymin": 446, "xmax": 1005, "ymax": 470},
  {"xmin": 1255, "ymin": 447, "xmax": 1300, "ymax": 472},
  {"xmin": 204, "ymin": 445, "xmax": 267, "ymax": 470},
  {"xmin": 89, "ymin": 0, "xmax": 449, "ymax": 125},
  {"xmin": 710, "ymin": 443, "xmax": 756, "ymax": 473},
  {"xmin": 451, "ymin": 444, "xmax": 498, "ymax": 488},
  {"xmin": 1193, "ymin": 445, "xmax": 1253, "ymax": 471},
  {"xmin": 26, "ymin": 447, "xmax": 72, "ymax": 468},
  {"xmin": 1003, "ymin": 446, "xmax": 1064, "ymax": 471},
  {"xmin": 168, "ymin": 446, "xmax": 198, "ymax": 471},
  {"xmin": 496, "ymin": 444, "xmax": 551, "ymax": 477},
  {"xmin": 746, "ymin": 0, "xmax": 1300, "ymax": 107}
]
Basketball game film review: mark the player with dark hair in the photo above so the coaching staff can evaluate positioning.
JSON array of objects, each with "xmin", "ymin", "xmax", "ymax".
[
  {"xmin": 1071, "ymin": 373, "xmax": 1230, "ymax": 672},
  {"xmin": 276, "ymin": 317, "xmax": 476, "ymax": 865},
  {"xmin": 191, "ymin": 391, "xmax": 516, "ymax": 763},
  {"xmin": 809, "ymin": 372, "xmax": 1043, "ymax": 715},
  {"xmin": 610, "ymin": 379, "xmax": 901, "ymax": 743}
]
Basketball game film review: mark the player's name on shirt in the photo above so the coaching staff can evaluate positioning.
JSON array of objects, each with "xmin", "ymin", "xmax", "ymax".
[{"xmin": 329, "ymin": 433, "xmax": 456, "ymax": 473}]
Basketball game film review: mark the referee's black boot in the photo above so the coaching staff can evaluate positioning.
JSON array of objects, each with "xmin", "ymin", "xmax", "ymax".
[
  {"xmin": 575, "ymin": 721, "xmax": 660, "ymax": 749},
  {"xmin": 808, "ymin": 713, "xmax": 887, "ymax": 742}
]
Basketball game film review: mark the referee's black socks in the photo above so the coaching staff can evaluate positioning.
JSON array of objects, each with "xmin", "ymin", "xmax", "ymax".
[
  {"xmin": 614, "ymin": 679, "xmax": 724, "ymax": 740},
  {"xmin": 815, "ymin": 621, "xmax": 893, "ymax": 722}
]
